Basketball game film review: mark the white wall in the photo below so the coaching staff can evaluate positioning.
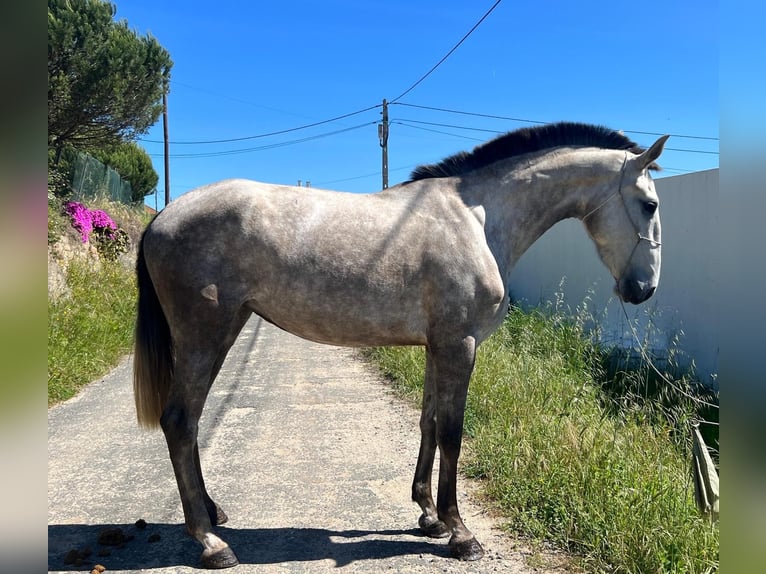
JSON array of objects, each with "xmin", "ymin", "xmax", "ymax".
[{"xmin": 509, "ymin": 169, "xmax": 719, "ymax": 385}]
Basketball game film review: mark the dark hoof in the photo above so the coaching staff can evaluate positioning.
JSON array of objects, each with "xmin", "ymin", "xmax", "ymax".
[
  {"xmin": 418, "ymin": 513, "xmax": 450, "ymax": 538},
  {"xmin": 213, "ymin": 504, "xmax": 229, "ymax": 525},
  {"xmin": 201, "ymin": 546, "xmax": 239, "ymax": 569},
  {"xmin": 449, "ymin": 536, "xmax": 485, "ymax": 561}
]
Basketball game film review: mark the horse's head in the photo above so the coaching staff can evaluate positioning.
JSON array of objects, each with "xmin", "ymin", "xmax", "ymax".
[{"xmin": 583, "ymin": 135, "xmax": 670, "ymax": 304}]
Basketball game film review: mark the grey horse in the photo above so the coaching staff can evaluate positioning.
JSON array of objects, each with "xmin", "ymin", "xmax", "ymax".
[{"xmin": 134, "ymin": 122, "xmax": 668, "ymax": 568}]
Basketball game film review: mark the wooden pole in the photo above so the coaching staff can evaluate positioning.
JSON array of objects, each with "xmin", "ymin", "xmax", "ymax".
[
  {"xmin": 163, "ymin": 89, "xmax": 170, "ymax": 206},
  {"xmin": 378, "ymin": 98, "xmax": 389, "ymax": 189}
]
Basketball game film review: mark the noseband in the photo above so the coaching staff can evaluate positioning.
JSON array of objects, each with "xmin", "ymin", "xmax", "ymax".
[{"xmin": 582, "ymin": 153, "xmax": 661, "ymax": 284}]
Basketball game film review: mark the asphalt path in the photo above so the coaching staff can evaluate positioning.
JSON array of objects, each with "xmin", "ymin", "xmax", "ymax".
[{"xmin": 48, "ymin": 317, "xmax": 564, "ymax": 573}]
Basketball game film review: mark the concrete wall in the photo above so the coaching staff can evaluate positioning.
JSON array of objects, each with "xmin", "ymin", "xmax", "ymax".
[{"xmin": 509, "ymin": 169, "xmax": 719, "ymax": 384}]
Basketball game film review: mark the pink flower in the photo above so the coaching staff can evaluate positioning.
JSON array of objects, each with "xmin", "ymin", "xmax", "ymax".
[{"xmin": 64, "ymin": 202, "xmax": 118, "ymax": 243}]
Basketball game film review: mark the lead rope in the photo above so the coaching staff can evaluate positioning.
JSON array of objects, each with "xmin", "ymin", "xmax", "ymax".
[
  {"xmin": 617, "ymin": 298, "xmax": 720, "ymax": 415},
  {"xmin": 617, "ymin": 296, "xmax": 720, "ymax": 522},
  {"xmin": 588, "ymin": 155, "xmax": 719, "ymax": 522}
]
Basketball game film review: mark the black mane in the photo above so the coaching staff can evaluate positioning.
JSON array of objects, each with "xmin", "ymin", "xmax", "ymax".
[{"xmin": 407, "ymin": 121, "xmax": 653, "ymax": 182}]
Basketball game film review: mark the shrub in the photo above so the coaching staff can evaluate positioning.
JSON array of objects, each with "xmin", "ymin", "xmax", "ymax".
[{"xmin": 62, "ymin": 201, "xmax": 130, "ymax": 261}]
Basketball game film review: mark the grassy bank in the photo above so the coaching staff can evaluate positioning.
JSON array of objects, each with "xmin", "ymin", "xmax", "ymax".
[
  {"xmin": 48, "ymin": 260, "xmax": 137, "ymax": 405},
  {"xmin": 47, "ymin": 192, "xmax": 150, "ymax": 406},
  {"xmin": 367, "ymin": 306, "xmax": 719, "ymax": 573}
]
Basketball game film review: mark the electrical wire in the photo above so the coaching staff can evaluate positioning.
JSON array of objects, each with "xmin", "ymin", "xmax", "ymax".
[
  {"xmin": 140, "ymin": 104, "xmax": 381, "ymax": 145},
  {"xmin": 393, "ymin": 120, "xmax": 486, "ymax": 142},
  {"xmin": 391, "ymin": 0, "xmax": 503, "ymax": 103},
  {"xmin": 394, "ymin": 102, "xmax": 546, "ymax": 125},
  {"xmin": 393, "ymin": 102, "xmax": 720, "ymax": 142},
  {"xmin": 149, "ymin": 122, "xmax": 376, "ymax": 159},
  {"xmin": 395, "ymin": 117, "xmax": 503, "ymax": 134},
  {"xmin": 394, "ymin": 117, "xmax": 717, "ymax": 156}
]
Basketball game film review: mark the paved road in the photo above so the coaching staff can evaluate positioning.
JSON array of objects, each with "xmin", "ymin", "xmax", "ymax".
[{"xmin": 49, "ymin": 317, "xmax": 561, "ymax": 573}]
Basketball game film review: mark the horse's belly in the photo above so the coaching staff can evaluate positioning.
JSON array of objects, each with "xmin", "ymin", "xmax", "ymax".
[{"xmin": 244, "ymin": 290, "xmax": 428, "ymax": 348}]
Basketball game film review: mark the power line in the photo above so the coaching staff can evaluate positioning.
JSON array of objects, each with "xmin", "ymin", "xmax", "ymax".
[
  {"xmin": 315, "ymin": 165, "xmax": 414, "ymax": 187},
  {"xmin": 395, "ymin": 117, "xmax": 502, "ymax": 134},
  {"xmin": 664, "ymin": 147, "xmax": 718, "ymax": 156},
  {"xmin": 391, "ymin": 0, "xmax": 503, "ymax": 103},
  {"xmin": 169, "ymin": 79, "xmax": 315, "ymax": 118},
  {"xmin": 393, "ymin": 118, "xmax": 718, "ymax": 156},
  {"xmin": 149, "ymin": 122, "xmax": 376, "ymax": 159},
  {"xmin": 393, "ymin": 121, "xmax": 486, "ymax": 142},
  {"xmin": 140, "ymin": 104, "xmax": 381, "ymax": 145},
  {"xmin": 393, "ymin": 102, "xmax": 720, "ymax": 142},
  {"xmin": 395, "ymin": 102, "xmax": 546, "ymax": 125}
]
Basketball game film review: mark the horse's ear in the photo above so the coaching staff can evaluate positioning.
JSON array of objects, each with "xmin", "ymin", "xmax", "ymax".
[{"xmin": 636, "ymin": 134, "xmax": 670, "ymax": 171}]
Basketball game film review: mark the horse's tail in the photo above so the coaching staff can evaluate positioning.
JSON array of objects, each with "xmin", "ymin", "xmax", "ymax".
[{"xmin": 133, "ymin": 231, "xmax": 173, "ymax": 429}]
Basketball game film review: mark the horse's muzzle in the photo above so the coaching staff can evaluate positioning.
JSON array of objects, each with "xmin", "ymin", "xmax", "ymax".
[{"xmin": 616, "ymin": 279, "xmax": 657, "ymax": 305}]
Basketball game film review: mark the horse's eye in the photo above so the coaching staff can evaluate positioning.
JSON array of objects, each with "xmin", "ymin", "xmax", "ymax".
[{"xmin": 643, "ymin": 201, "xmax": 658, "ymax": 215}]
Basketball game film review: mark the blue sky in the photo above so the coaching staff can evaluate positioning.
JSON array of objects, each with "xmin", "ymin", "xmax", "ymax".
[{"xmin": 114, "ymin": 0, "xmax": 718, "ymax": 208}]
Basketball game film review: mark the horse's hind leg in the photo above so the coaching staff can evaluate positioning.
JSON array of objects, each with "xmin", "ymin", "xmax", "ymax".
[
  {"xmin": 161, "ymin": 349, "xmax": 238, "ymax": 568},
  {"xmin": 162, "ymin": 310, "xmax": 251, "ymax": 569},
  {"xmin": 191, "ymin": 310, "xmax": 251, "ymax": 528},
  {"xmin": 195, "ymin": 444, "xmax": 228, "ymax": 525},
  {"xmin": 412, "ymin": 351, "xmax": 450, "ymax": 538}
]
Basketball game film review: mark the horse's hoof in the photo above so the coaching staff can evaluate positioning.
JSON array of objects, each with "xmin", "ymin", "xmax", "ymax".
[
  {"xmin": 200, "ymin": 546, "xmax": 239, "ymax": 569},
  {"xmin": 449, "ymin": 536, "xmax": 485, "ymax": 561},
  {"xmin": 213, "ymin": 504, "xmax": 229, "ymax": 525},
  {"xmin": 418, "ymin": 513, "xmax": 450, "ymax": 538}
]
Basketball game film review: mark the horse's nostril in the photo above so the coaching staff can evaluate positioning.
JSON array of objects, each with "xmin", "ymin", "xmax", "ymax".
[{"xmin": 645, "ymin": 286, "xmax": 656, "ymax": 299}]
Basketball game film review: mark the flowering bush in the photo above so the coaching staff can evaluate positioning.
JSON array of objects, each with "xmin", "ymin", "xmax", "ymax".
[
  {"xmin": 63, "ymin": 201, "xmax": 129, "ymax": 260},
  {"xmin": 64, "ymin": 201, "xmax": 116, "ymax": 243}
]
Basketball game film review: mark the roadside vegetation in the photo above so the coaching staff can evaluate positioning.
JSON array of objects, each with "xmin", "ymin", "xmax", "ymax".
[
  {"xmin": 48, "ymin": 258, "xmax": 137, "ymax": 404},
  {"xmin": 48, "ymin": 0, "xmax": 168, "ymax": 405},
  {"xmin": 47, "ymin": 193, "xmax": 150, "ymax": 405},
  {"xmin": 366, "ymin": 304, "xmax": 719, "ymax": 573}
]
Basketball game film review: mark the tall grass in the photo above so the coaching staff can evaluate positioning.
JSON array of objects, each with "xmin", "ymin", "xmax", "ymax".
[
  {"xmin": 367, "ymin": 305, "xmax": 719, "ymax": 573},
  {"xmin": 48, "ymin": 260, "xmax": 137, "ymax": 405}
]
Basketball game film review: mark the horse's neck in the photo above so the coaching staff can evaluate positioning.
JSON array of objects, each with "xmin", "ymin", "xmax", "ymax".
[{"xmin": 464, "ymin": 151, "xmax": 616, "ymax": 285}]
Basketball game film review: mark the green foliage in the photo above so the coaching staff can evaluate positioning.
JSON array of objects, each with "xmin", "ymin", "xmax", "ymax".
[
  {"xmin": 48, "ymin": 198, "xmax": 149, "ymax": 405},
  {"xmin": 92, "ymin": 226, "xmax": 130, "ymax": 261},
  {"xmin": 48, "ymin": 192, "xmax": 67, "ymax": 245},
  {"xmin": 48, "ymin": 260, "xmax": 136, "ymax": 405},
  {"xmin": 48, "ymin": 0, "xmax": 172, "ymax": 155},
  {"xmin": 48, "ymin": 154, "xmax": 73, "ymax": 199},
  {"xmin": 93, "ymin": 141, "xmax": 158, "ymax": 201},
  {"xmin": 366, "ymin": 306, "xmax": 719, "ymax": 573}
]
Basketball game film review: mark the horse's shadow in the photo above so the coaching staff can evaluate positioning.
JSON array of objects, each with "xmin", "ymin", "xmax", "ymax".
[{"xmin": 48, "ymin": 522, "xmax": 448, "ymax": 570}]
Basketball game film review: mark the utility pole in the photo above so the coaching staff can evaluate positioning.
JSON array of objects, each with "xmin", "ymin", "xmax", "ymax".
[
  {"xmin": 163, "ymin": 86, "xmax": 171, "ymax": 206},
  {"xmin": 378, "ymin": 98, "xmax": 389, "ymax": 189}
]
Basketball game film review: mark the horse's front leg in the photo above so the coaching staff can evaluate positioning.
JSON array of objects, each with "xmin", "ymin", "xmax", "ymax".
[
  {"xmin": 412, "ymin": 352, "xmax": 450, "ymax": 538},
  {"xmin": 432, "ymin": 336, "xmax": 485, "ymax": 561}
]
